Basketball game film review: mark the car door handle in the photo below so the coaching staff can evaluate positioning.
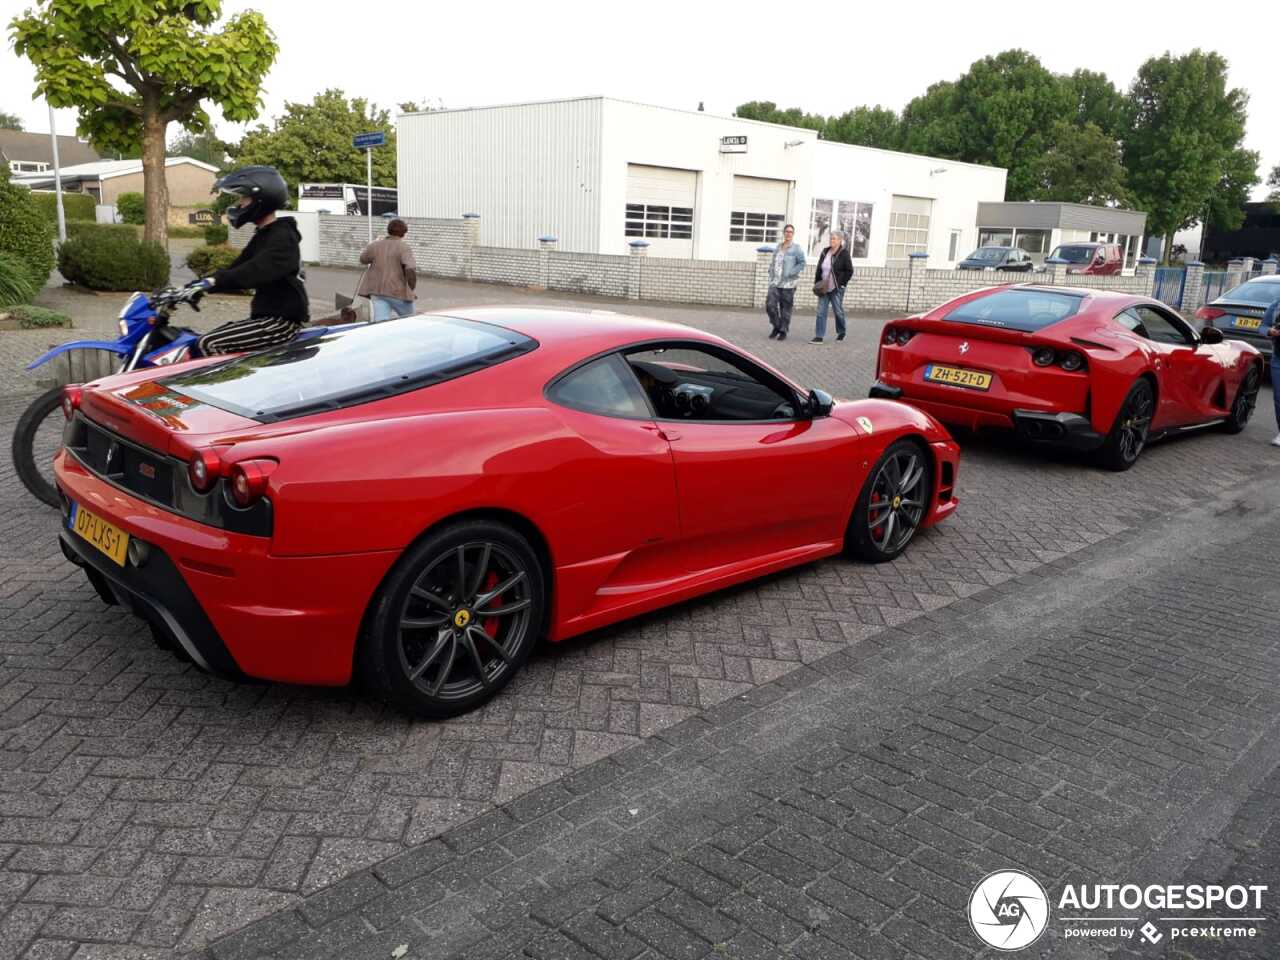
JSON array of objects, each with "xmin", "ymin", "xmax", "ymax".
[{"xmin": 659, "ymin": 428, "xmax": 681, "ymax": 441}]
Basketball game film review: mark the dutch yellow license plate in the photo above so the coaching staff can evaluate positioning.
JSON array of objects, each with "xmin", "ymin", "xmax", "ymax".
[
  {"xmin": 1233, "ymin": 317, "xmax": 1262, "ymax": 330},
  {"xmin": 925, "ymin": 364, "xmax": 993, "ymax": 391},
  {"xmin": 70, "ymin": 502, "xmax": 129, "ymax": 567}
]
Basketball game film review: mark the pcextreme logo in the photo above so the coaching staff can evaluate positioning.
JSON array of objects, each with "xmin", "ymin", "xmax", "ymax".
[{"xmin": 967, "ymin": 871, "xmax": 1269, "ymax": 950}]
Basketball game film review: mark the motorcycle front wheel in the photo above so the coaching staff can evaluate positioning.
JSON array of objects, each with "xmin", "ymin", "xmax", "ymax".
[{"xmin": 13, "ymin": 384, "xmax": 67, "ymax": 508}]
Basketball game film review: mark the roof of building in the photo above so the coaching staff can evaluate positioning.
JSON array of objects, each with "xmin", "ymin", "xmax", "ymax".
[
  {"xmin": 977, "ymin": 201, "xmax": 1147, "ymax": 231},
  {"xmin": 0, "ymin": 129, "xmax": 102, "ymax": 166},
  {"xmin": 12, "ymin": 155, "xmax": 219, "ymax": 189}
]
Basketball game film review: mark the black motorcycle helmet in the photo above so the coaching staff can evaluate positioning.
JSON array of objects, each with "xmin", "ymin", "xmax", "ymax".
[{"xmin": 214, "ymin": 165, "xmax": 289, "ymax": 228}]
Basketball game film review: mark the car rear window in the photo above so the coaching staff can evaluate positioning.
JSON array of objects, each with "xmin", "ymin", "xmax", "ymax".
[
  {"xmin": 164, "ymin": 315, "xmax": 536, "ymax": 421},
  {"xmin": 1218, "ymin": 279, "xmax": 1280, "ymax": 307},
  {"xmin": 943, "ymin": 289, "xmax": 1085, "ymax": 332}
]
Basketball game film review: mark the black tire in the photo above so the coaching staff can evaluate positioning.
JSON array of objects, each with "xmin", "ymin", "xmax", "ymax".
[
  {"xmin": 846, "ymin": 438, "xmax": 932, "ymax": 563},
  {"xmin": 1096, "ymin": 378, "xmax": 1154, "ymax": 472},
  {"xmin": 359, "ymin": 519, "xmax": 545, "ymax": 719},
  {"xmin": 12, "ymin": 385, "xmax": 67, "ymax": 508},
  {"xmin": 1220, "ymin": 365, "xmax": 1261, "ymax": 434}
]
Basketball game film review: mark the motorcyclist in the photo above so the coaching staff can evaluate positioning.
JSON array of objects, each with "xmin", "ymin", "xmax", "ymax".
[{"xmin": 187, "ymin": 165, "xmax": 309, "ymax": 355}]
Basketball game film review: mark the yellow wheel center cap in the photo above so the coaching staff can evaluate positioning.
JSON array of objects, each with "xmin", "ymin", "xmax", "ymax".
[
  {"xmin": 453, "ymin": 609, "xmax": 472, "ymax": 628},
  {"xmin": 892, "ymin": 495, "xmax": 902, "ymax": 509}
]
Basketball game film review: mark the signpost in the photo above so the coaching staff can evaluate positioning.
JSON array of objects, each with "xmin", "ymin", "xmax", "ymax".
[
  {"xmin": 719, "ymin": 135, "xmax": 748, "ymax": 154},
  {"xmin": 352, "ymin": 131, "xmax": 387, "ymax": 243}
]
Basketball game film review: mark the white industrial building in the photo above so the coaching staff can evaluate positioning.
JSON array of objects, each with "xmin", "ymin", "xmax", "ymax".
[{"xmin": 396, "ymin": 97, "xmax": 1008, "ymax": 268}]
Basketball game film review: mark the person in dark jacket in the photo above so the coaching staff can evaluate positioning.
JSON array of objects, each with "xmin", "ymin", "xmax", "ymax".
[
  {"xmin": 189, "ymin": 166, "xmax": 309, "ymax": 356},
  {"xmin": 810, "ymin": 230, "xmax": 854, "ymax": 343}
]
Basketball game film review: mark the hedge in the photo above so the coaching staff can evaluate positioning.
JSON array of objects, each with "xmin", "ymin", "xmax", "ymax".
[
  {"xmin": 0, "ymin": 253, "xmax": 40, "ymax": 307},
  {"xmin": 203, "ymin": 223, "xmax": 229, "ymax": 245},
  {"xmin": 186, "ymin": 243, "xmax": 239, "ymax": 276},
  {"xmin": 67, "ymin": 221, "xmax": 138, "ymax": 240},
  {"xmin": 58, "ymin": 230, "xmax": 170, "ymax": 291},
  {"xmin": 31, "ymin": 191, "xmax": 96, "ymax": 223},
  {"xmin": 3, "ymin": 304, "xmax": 71, "ymax": 329},
  {"xmin": 0, "ymin": 178, "xmax": 55, "ymax": 289},
  {"xmin": 116, "ymin": 191, "xmax": 145, "ymax": 225}
]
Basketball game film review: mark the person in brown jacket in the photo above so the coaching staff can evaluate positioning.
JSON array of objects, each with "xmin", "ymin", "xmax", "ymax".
[{"xmin": 358, "ymin": 219, "xmax": 418, "ymax": 319}]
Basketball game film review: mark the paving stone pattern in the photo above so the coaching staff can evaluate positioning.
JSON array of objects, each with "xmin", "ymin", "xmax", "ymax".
[{"xmin": 0, "ymin": 278, "xmax": 1277, "ymax": 958}]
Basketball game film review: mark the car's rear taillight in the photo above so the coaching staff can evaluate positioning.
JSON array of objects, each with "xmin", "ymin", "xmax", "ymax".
[
  {"xmin": 1196, "ymin": 306, "xmax": 1227, "ymax": 322},
  {"xmin": 228, "ymin": 459, "xmax": 277, "ymax": 508},
  {"xmin": 62, "ymin": 385, "xmax": 83, "ymax": 421},
  {"xmin": 1058, "ymin": 351, "xmax": 1086, "ymax": 372},
  {"xmin": 883, "ymin": 325, "xmax": 898, "ymax": 346},
  {"xmin": 188, "ymin": 449, "xmax": 223, "ymax": 493}
]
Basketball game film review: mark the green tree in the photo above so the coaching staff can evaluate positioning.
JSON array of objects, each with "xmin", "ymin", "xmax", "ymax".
[
  {"xmin": 1063, "ymin": 69, "xmax": 1127, "ymax": 138},
  {"xmin": 824, "ymin": 106, "xmax": 902, "ymax": 150},
  {"xmin": 732, "ymin": 100, "xmax": 824, "ymax": 132},
  {"xmin": 1266, "ymin": 164, "xmax": 1280, "ymax": 207},
  {"xmin": 899, "ymin": 81, "xmax": 965, "ymax": 159},
  {"xmin": 1028, "ymin": 121, "xmax": 1129, "ymax": 205},
  {"xmin": 168, "ymin": 128, "xmax": 229, "ymax": 169},
  {"xmin": 231, "ymin": 89, "xmax": 398, "ymax": 193},
  {"xmin": 9, "ymin": 0, "xmax": 278, "ymax": 246},
  {"xmin": 1201, "ymin": 147, "xmax": 1261, "ymax": 232},
  {"xmin": 1123, "ymin": 50, "xmax": 1254, "ymax": 261},
  {"xmin": 0, "ymin": 110, "xmax": 23, "ymax": 130}
]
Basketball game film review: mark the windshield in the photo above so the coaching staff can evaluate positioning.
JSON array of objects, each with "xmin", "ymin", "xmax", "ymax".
[
  {"xmin": 1049, "ymin": 245, "xmax": 1097, "ymax": 264},
  {"xmin": 966, "ymin": 247, "xmax": 1008, "ymax": 263},
  {"xmin": 164, "ymin": 316, "xmax": 536, "ymax": 421},
  {"xmin": 943, "ymin": 289, "xmax": 1084, "ymax": 332},
  {"xmin": 1217, "ymin": 279, "xmax": 1280, "ymax": 307}
]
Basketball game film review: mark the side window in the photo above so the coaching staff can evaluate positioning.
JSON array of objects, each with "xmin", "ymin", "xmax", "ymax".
[
  {"xmin": 548, "ymin": 354, "xmax": 652, "ymax": 419},
  {"xmin": 1115, "ymin": 308, "xmax": 1146, "ymax": 335},
  {"xmin": 626, "ymin": 344, "xmax": 797, "ymax": 422},
  {"xmin": 1133, "ymin": 306, "xmax": 1195, "ymax": 346}
]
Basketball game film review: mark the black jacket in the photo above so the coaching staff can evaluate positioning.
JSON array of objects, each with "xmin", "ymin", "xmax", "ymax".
[
  {"xmin": 815, "ymin": 246, "xmax": 854, "ymax": 288},
  {"xmin": 212, "ymin": 218, "xmax": 308, "ymax": 321}
]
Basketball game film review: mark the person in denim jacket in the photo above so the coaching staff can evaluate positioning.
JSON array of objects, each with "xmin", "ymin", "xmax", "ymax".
[
  {"xmin": 766, "ymin": 225, "xmax": 806, "ymax": 341},
  {"xmin": 1267, "ymin": 299, "xmax": 1280, "ymax": 447}
]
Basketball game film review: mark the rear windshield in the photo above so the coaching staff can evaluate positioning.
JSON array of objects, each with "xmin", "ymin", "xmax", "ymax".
[
  {"xmin": 164, "ymin": 315, "xmax": 536, "ymax": 421},
  {"xmin": 1217, "ymin": 279, "xmax": 1280, "ymax": 307},
  {"xmin": 1049, "ymin": 245, "xmax": 1097, "ymax": 264},
  {"xmin": 943, "ymin": 289, "xmax": 1084, "ymax": 332}
]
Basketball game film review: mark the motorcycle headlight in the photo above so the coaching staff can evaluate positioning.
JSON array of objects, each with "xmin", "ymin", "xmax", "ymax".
[{"xmin": 117, "ymin": 318, "xmax": 129, "ymax": 336}]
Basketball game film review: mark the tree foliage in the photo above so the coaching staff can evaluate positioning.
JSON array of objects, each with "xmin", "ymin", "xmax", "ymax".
[
  {"xmin": 9, "ymin": 0, "xmax": 278, "ymax": 244},
  {"xmin": 231, "ymin": 89, "xmax": 399, "ymax": 191},
  {"xmin": 168, "ymin": 127, "xmax": 229, "ymax": 169},
  {"xmin": 824, "ymin": 107, "xmax": 902, "ymax": 150},
  {"xmin": 0, "ymin": 111, "xmax": 23, "ymax": 130},
  {"xmin": 1123, "ymin": 50, "xmax": 1255, "ymax": 251},
  {"xmin": 1028, "ymin": 121, "xmax": 1129, "ymax": 205}
]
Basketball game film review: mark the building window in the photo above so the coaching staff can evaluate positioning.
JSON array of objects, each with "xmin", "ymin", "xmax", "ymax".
[
  {"xmin": 978, "ymin": 227, "xmax": 1014, "ymax": 248},
  {"xmin": 809, "ymin": 199, "xmax": 873, "ymax": 258},
  {"xmin": 11, "ymin": 161, "xmax": 48, "ymax": 173},
  {"xmin": 948, "ymin": 230, "xmax": 961, "ymax": 261},
  {"xmin": 625, "ymin": 204, "xmax": 693, "ymax": 240},
  {"xmin": 888, "ymin": 210, "xmax": 930, "ymax": 262},
  {"xmin": 729, "ymin": 211, "xmax": 785, "ymax": 244},
  {"xmin": 1013, "ymin": 229, "xmax": 1050, "ymax": 255}
]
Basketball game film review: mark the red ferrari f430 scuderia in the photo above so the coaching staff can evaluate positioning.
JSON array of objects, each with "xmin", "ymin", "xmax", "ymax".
[{"xmin": 55, "ymin": 308, "xmax": 960, "ymax": 717}]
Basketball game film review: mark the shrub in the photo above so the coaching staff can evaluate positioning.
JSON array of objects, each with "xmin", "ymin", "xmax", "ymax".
[
  {"xmin": 186, "ymin": 243, "xmax": 239, "ymax": 276},
  {"xmin": 31, "ymin": 191, "xmax": 97, "ymax": 223},
  {"xmin": 67, "ymin": 221, "xmax": 138, "ymax": 240},
  {"xmin": 203, "ymin": 223, "xmax": 229, "ymax": 245},
  {"xmin": 166, "ymin": 224, "xmax": 206, "ymax": 239},
  {"xmin": 57, "ymin": 230, "xmax": 170, "ymax": 291},
  {"xmin": 0, "ymin": 253, "xmax": 39, "ymax": 307},
  {"xmin": 116, "ymin": 191, "xmax": 145, "ymax": 225},
  {"xmin": 0, "ymin": 178, "xmax": 55, "ymax": 289},
  {"xmin": 4, "ymin": 304, "xmax": 71, "ymax": 329}
]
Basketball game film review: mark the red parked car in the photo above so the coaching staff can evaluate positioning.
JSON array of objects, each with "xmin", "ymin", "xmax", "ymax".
[
  {"xmin": 1046, "ymin": 242, "xmax": 1123, "ymax": 275},
  {"xmin": 55, "ymin": 309, "xmax": 960, "ymax": 717},
  {"xmin": 870, "ymin": 285, "xmax": 1263, "ymax": 471}
]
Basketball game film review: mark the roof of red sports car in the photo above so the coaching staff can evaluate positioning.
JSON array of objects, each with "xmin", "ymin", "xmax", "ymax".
[{"xmin": 433, "ymin": 306, "xmax": 708, "ymax": 350}]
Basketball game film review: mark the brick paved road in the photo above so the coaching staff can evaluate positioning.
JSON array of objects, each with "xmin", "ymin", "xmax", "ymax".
[{"xmin": 1, "ymin": 276, "xmax": 1277, "ymax": 959}]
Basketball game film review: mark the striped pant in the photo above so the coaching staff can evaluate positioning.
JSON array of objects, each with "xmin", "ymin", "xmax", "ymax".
[{"xmin": 196, "ymin": 316, "xmax": 304, "ymax": 357}]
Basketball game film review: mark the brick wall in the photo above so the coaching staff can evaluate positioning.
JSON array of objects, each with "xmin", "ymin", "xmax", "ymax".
[{"xmin": 309, "ymin": 215, "xmax": 1162, "ymax": 315}]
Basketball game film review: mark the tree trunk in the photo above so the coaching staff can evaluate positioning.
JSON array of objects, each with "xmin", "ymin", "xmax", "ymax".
[
  {"xmin": 140, "ymin": 100, "xmax": 169, "ymax": 248},
  {"xmin": 1164, "ymin": 231, "xmax": 1174, "ymax": 266}
]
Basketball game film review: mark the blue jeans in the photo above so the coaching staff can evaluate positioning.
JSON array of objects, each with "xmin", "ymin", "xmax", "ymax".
[
  {"xmin": 815, "ymin": 285, "xmax": 847, "ymax": 339},
  {"xmin": 1272, "ymin": 350, "xmax": 1280, "ymax": 430},
  {"xmin": 371, "ymin": 296, "xmax": 415, "ymax": 320}
]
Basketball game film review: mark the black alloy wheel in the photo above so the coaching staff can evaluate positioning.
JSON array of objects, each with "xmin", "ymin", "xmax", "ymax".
[
  {"xmin": 1221, "ymin": 365, "xmax": 1261, "ymax": 434},
  {"xmin": 362, "ymin": 520, "xmax": 544, "ymax": 718},
  {"xmin": 1098, "ymin": 379, "xmax": 1154, "ymax": 471},
  {"xmin": 847, "ymin": 439, "xmax": 932, "ymax": 563}
]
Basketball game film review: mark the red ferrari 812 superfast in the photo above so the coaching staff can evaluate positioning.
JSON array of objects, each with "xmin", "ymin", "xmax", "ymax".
[
  {"xmin": 55, "ymin": 308, "xmax": 960, "ymax": 716},
  {"xmin": 870, "ymin": 285, "xmax": 1264, "ymax": 470}
]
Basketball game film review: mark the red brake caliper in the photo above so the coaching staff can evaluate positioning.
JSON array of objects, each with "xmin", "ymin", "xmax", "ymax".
[
  {"xmin": 870, "ymin": 492, "xmax": 885, "ymax": 538},
  {"xmin": 483, "ymin": 571, "xmax": 500, "ymax": 639}
]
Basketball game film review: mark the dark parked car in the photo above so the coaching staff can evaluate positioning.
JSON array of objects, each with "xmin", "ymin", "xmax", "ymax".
[
  {"xmin": 956, "ymin": 246, "xmax": 1036, "ymax": 272},
  {"xmin": 1195, "ymin": 275, "xmax": 1280, "ymax": 362}
]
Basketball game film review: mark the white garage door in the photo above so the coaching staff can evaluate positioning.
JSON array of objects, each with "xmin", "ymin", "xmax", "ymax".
[
  {"xmin": 730, "ymin": 176, "xmax": 789, "ymax": 248},
  {"xmin": 887, "ymin": 195, "xmax": 933, "ymax": 268},
  {"xmin": 625, "ymin": 164, "xmax": 696, "ymax": 257}
]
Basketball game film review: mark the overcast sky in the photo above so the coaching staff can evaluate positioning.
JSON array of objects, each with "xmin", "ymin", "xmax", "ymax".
[{"xmin": 2, "ymin": 1, "xmax": 1274, "ymax": 198}]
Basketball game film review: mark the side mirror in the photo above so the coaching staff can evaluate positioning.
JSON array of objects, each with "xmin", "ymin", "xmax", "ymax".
[
  {"xmin": 807, "ymin": 388, "xmax": 834, "ymax": 417},
  {"xmin": 1200, "ymin": 326, "xmax": 1224, "ymax": 345}
]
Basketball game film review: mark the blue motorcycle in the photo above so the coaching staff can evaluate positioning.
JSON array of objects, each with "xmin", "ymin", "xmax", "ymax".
[{"xmin": 13, "ymin": 286, "xmax": 339, "ymax": 507}]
